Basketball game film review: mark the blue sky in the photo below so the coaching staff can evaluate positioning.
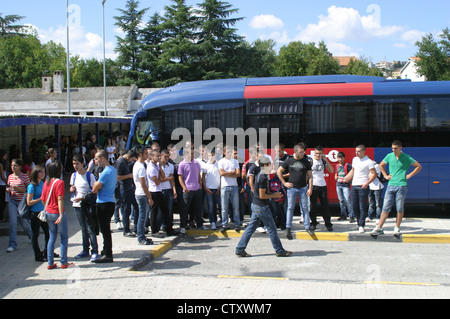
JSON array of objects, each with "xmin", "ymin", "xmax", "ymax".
[{"xmin": 2, "ymin": 0, "xmax": 449, "ymax": 63}]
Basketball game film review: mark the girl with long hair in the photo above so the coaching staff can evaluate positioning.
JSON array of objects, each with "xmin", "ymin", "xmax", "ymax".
[
  {"xmin": 41, "ymin": 160, "xmax": 73, "ymax": 269},
  {"xmin": 27, "ymin": 165, "xmax": 50, "ymax": 262},
  {"xmin": 6, "ymin": 159, "xmax": 32, "ymax": 252}
]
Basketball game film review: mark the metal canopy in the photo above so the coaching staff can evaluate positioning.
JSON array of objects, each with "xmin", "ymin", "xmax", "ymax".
[{"xmin": 0, "ymin": 113, "xmax": 131, "ymax": 128}]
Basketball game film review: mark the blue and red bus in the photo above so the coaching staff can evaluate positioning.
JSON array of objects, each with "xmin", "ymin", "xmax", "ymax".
[{"xmin": 127, "ymin": 75, "xmax": 450, "ymax": 204}]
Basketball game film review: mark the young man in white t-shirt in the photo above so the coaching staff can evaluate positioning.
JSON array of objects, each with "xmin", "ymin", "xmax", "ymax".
[
  {"xmin": 344, "ymin": 145, "xmax": 376, "ymax": 233},
  {"xmin": 158, "ymin": 149, "xmax": 176, "ymax": 231},
  {"xmin": 132, "ymin": 147, "xmax": 153, "ymax": 245},
  {"xmin": 218, "ymin": 145, "xmax": 241, "ymax": 231},
  {"xmin": 70, "ymin": 154, "xmax": 98, "ymax": 261},
  {"xmin": 310, "ymin": 146, "xmax": 334, "ymax": 231},
  {"xmin": 202, "ymin": 149, "xmax": 221, "ymax": 230},
  {"xmin": 147, "ymin": 150, "xmax": 178, "ymax": 237}
]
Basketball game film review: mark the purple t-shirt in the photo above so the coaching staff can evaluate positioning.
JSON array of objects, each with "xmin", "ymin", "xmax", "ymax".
[{"xmin": 177, "ymin": 159, "xmax": 201, "ymax": 191}]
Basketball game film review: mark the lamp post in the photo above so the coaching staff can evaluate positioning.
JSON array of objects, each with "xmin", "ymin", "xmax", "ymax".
[
  {"xmin": 66, "ymin": 0, "xmax": 71, "ymax": 114},
  {"xmin": 102, "ymin": 0, "xmax": 107, "ymax": 116}
]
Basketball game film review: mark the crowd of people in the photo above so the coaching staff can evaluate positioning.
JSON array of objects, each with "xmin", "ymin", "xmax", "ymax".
[{"xmin": 1, "ymin": 134, "xmax": 422, "ymax": 264}]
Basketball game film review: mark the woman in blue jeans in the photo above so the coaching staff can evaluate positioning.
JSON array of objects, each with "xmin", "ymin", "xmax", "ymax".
[
  {"xmin": 42, "ymin": 161, "xmax": 73, "ymax": 269},
  {"xmin": 236, "ymin": 157, "xmax": 291, "ymax": 257}
]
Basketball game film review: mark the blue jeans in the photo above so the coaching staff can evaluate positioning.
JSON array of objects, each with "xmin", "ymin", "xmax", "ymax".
[
  {"xmin": 46, "ymin": 212, "xmax": 69, "ymax": 266},
  {"xmin": 236, "ymin": 203, "xmax": 284, "ymax": 254},
  {"xmin": 351, "ymin": 186, "xmax": 370, "ymax": 227},
  {"xmin": 382, "ymin": 185, "xmax": 408, "ymax": 213},
  {"xmin": 135, "ymin": 195, "xmax": 149, "ymax": 241},
  {"xmin": 221, "ymin": 186, "xmax": 240, "ymax": 228},
  {"xmin": 206, "ymin": 189, "xmax": 221, "ymax": 223},
  {"xmin": 336, "ymin": 185, "xmax": 354, "ymax": 218},
  {"xmin": 368, "ymin": 189, "xmax": 382, "ymax": 219},
  {"xmin": 286, "ymin": 187, "xmax": 310, "ymax": 229},
  {"xmin": 74, "ymin": 206, "xmax": 98, "ymax": 254},
  {"xmin": 8, "ymin": 198, "xmax": 32, "ymax": 249}
]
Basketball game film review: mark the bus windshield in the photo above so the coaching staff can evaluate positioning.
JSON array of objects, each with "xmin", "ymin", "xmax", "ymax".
[{"xmin": 132, "ymin": 117, "xmax": 161, "ymax": 148}]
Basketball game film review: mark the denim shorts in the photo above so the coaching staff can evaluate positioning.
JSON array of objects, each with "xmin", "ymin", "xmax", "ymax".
[{"xmin": 382, "ymin": 185, "xmax": 408, "ymax": 213}]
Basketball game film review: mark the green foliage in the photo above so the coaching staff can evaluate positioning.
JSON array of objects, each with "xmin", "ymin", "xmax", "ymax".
[
  {"xmin": 0, "ymin": 13, "xmax": 29, "ymax": 38},
  {"xmin": 344, "ymin": 57, "xmax": 383, "ymax": 77},
  {"xmin": 5, "ymin": 7, "xmax": 446, "ymax": 90},
  {"xmin": 275, "ymin": 41, "xmax": 340, "ymax": 76},
  {"xmin": 0, "ymin": 35, "xmax": 47, "ymax": 88},
  {"xmin": 415, "ymin": 27, "xmax": 450, "ymax": 81}
]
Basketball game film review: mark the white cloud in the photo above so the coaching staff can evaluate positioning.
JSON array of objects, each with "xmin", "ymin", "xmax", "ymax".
[
  {"xmin": 294, "ymin": 5, "xmax": 404, "ymax": 43},
  {"xmin": 327, "ymin": 42, "xmax": 361, "ymax": 58},
  {"xmin": 259, "ymin": 31, "xmax": 291, "ymax": 45},
  {"xmin": 250, "ymin": 14, "xmax": 284, "ymax": 30},
  {"xmin": 31, "ymin": 23, "xmax": 117, "ymax": 60},
  {"xmin": 401, "ymin": 29, "xmax": 426, "ymax": 45}
]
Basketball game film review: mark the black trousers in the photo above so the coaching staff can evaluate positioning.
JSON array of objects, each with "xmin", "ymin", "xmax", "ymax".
[
  {"xmin": 310, "ymin": 186, "xmax": 332, "ymax": 227},
  {"xmin": 30, "ymin": 211, "xmax": 49, "ymax": 259},
  {"xmin": 150, "ymin": 191, "xmax": 173, "ymax": 233},
  {"xmin": 97, "ymin": 202, "xmax": 115, "ymax": 257}
]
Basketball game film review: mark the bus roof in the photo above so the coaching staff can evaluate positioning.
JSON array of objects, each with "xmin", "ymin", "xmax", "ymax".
[{"xmin": 140, "ymin": 75, "xmax": 450, "ymax": 111}]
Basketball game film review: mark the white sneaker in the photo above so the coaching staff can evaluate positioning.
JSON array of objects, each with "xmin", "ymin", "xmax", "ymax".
[
  {"xmin": 393, "ymin": 227, "xmax": 401, "ymax": 236},
  {"xmin": 358, "ymin": 226, "xmax": 365, "ymax": 234},
  {"xmin": 115, "ymin": 222, "xmax": 123, "ymax": 230},
  {"xmin": 256, "ymin": 227, "xmax": 266, "ymax": 233},
  {"xmin": 6, "ymin": 247, "xmax": 16, "ymax": 253}
]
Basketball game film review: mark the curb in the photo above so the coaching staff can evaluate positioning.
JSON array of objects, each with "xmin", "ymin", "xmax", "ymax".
[
  {"xmin": 184, "ymin": 229, "xmax": 450, "ymax": 244},
  {"xmin": 129, "ymin": 235, "xmax": 183, "ymax": 271}
]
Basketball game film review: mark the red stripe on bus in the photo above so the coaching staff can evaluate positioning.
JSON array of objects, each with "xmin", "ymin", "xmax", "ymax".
[{"xmin": 244, "ymin": 83, "xmax": 374, "ymax": 99}]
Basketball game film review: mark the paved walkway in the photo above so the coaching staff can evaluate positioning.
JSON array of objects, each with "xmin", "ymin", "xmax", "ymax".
[
  {"xmin": 2, "ymin": 204, "xmax": 450, "ymax": 272},
  {"xmin": 1, "ymin": 193, "xmax": 450, "ymax": 299}
]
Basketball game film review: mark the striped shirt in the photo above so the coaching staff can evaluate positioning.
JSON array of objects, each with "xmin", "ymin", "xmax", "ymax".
[{"xmin": 7, "ymin": 173, "xmax": 30, "ymax": 201}]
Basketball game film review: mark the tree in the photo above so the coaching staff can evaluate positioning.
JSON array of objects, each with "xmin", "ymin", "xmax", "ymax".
[
  {"xmin": 70, "ymin": 56, "xmax": 105, "ymax": 87},
  {"xmin": 139, "ymin": 12, "xmax": 165, "ymax": 87},
  {"xmin": 0, "ymin": 35, "xmax": 48, "ymax": 88},
  {"xmin": 0, "ymin": 13, "xmax": 29, "ymax": 38},
  {"xmin": 42, "ymin": 40, "xmax": 67, "ymax": 74},
  {"xmin": 275, "ymin": 41, "xmax": 340, "ymax": 76},
  {"xmin": 156, "ymin": 0, "xmax": 200, "ymax": 87},
  {"xmin": 344, "ymin": 57, "xmax": 383, "ymax": 77},
  {"xmin": 114, "ymin": 0, "xmax": 148, "ymax": 85},
  {"xmin": 415, "ymin": 27, "xmax": 450, "ymax": 81},
  {"xmin": 230, "ymin": 39, "xmax": 277, "ymax": 78},
  {"xmin": 195, "ymin": 0, "xmax": 244, "ymax": 80}
]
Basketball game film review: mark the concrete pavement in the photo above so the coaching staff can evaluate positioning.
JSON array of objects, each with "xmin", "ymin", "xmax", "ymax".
[{"xmin": 0, "ymin": 198, "xmax": 450, "ymax": 299}]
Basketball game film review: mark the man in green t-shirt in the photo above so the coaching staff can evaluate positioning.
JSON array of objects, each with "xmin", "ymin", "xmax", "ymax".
[{"xmin": 371, "ymin": 140, "xmax": 422, "ymax": 236}]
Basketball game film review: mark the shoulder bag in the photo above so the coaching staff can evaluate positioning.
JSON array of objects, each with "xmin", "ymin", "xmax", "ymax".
[
  {"xmin": 37, "ymin": 179, "xmax": 58, "ymax": 223},
  {"xmin": 18, "ymin": 193, "xmax": 31, "ymax": 220}
]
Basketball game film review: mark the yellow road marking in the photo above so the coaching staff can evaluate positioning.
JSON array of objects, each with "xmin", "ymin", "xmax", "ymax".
[{"xmin": 364, "ymin": 281, "xmax": 440, "ymax": 286}]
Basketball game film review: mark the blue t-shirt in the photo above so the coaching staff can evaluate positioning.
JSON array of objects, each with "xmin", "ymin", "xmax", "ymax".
[
  {"xmin": 27, "ymin": 181, "xmax": 44, "ymax": 212},
  {"xmin": 97, "ymin": 165, "xmax": 117, "ymax": 203}
]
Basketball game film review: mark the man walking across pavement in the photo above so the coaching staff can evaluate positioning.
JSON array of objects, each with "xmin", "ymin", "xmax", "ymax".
[
  {"xmin": 92, "ymin": 150, "xmax": 117, "ymax": 263},
  {"xmin": 236, "ymin": 156, "xmax": 292, "ymax": 258},
  {"xmin": 277, "ymin": 142, "xmax": 313, "ymax": 239},
  {"xmin": 371, "ymin": 140, "xmax": 422, "ymax": 236},
  {"xmin": 344, "ymin": 145, "xmax": 376, "ymax": 233}
]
